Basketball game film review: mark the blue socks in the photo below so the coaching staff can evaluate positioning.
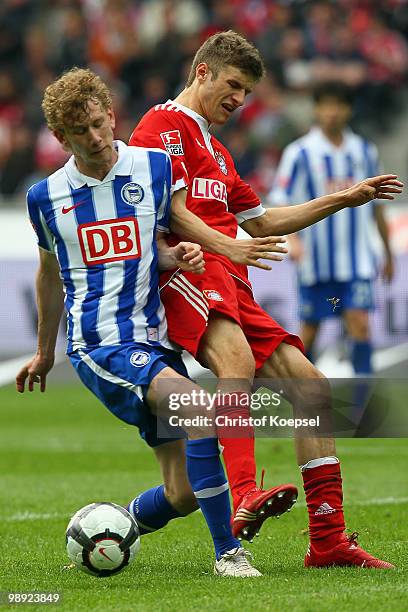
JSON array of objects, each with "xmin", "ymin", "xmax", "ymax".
[
  {"xmin": 127, "ymin": 485, "xmax": 181, "ymax": 535},
  {"xmin": 127, "ymin": 440, "xmax": 241, "ymax": 560},
  {"xmin": 350, "ymin": 340, "xmax": 373, "ymax": 421},
  {"xmin": 186, "ymin": 437, "xmax": 241, "ymax": 559},
  {"xmin": 351, "ymin": 340, "xmax": 373, "ymax": 374}
]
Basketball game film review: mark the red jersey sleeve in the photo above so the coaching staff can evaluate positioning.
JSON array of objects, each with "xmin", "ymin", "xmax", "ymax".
[
  {"xmin": 129, "ymin": 107, "xmax": 188, "ymax": 191},
  {"xmin": 219, "ymin": 143, "xmax": 266, "ymax": 224}
]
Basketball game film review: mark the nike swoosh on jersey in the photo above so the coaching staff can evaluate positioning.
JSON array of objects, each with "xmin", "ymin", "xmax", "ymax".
[{"xmin": 62, "ymin": 201, "xmax": 87, "ymax": 214}]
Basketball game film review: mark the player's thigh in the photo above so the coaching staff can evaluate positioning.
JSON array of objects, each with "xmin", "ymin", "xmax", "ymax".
[
  {"xmin": 343, "ymin": 309, "xmax": 370, "ymax": 340},
  {"xmin": 236, "ymin": 283, "xmax": 304, "ymax": 371},
  {"xmin": 198, "ymin": 312, "xmax": 255, "ymax": 379},
  {"xmin": 159, "ymin": 262, "xmax": 243, "ymax": 363},
  {"xmin": 147, "ymin": 366, "xmax": 216, "ymax": 439},
  {"xmin": 153, "ymin": 439, "xmax": 198, "ymax": 514}
]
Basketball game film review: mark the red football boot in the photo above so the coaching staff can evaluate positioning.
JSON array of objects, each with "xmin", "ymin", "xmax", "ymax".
[
  {"xmin": 232, "ymin": 471, "xmax": 298, "ymax": 541},
  {"xmin": 304, "ymin": 532, "xmax": 395, "ymax": 569}
]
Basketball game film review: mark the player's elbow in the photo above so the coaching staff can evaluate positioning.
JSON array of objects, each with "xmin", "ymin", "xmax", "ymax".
[{"xmin": 251, "ymin": 210, "xmax": 283, "ymax": 237}]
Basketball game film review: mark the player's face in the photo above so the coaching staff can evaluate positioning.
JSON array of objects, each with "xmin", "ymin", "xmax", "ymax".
[
  {"xmin": 197, "ymin": 64, "xmax": 255, "ymax": 125},
  {"xmin": 315, "ymin": 97, "xmax": 352, "ymax": 133},
  {"xmin": 57, "ymin": 100, "xmax": 117, "ymax": 175}
]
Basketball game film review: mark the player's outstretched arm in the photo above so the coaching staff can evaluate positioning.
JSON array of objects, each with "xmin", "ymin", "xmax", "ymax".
[
  {"xmin": 170, "ymin": 188, "xmax": 288, "ymax": 270},
  {"xmin": 241, "ymin": 175, "xmax": 403, "ymax": 237},
  {"xmin": 16, "ymin": 249, "xmax": 64, "ymax": 393}
]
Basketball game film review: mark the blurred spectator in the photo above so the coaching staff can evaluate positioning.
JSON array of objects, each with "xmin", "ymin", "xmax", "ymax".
[
  {"xmin": 31, "ymin": 126, "xmax": 69, "ymax": 184},
  {"xmin": 51, "ymin": 7, "xmax": 89, "ymax": 74},
  {"xmin": 88, "ymin": 0, "xmax": 139, "ymax": 78},
  {"xmin": 238, "ymin": 76, "xmax": 300, "ymax": 153},
  {"xmin": 255, "ymin": 3, "xmax": 294, "ymax": 84},
  {"xmin": 0, "ymin": 0, "xmax": 407, "ymax": 201},
  {"xmin": 0, "ymin": 124, "xmax": 34, "ymax": 196},
  {"xmin": 221, "ymin": 126, "xmax": 257, "ymax": 179},
  {"xmin": 359, "ymin": 14, "xmax": 408, "ymax": 126},
  {"xmin": 279, "ymin": 28, "xmax": 313, "ymax": 90},
  {"xmin": 303, "ymin": 1, "xmax": 336, "ymax": 57}
]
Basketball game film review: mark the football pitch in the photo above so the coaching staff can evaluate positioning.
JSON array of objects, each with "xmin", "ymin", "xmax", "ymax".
[{"xmin": 1, "ymin": 381, "xmax": 407, "ymax": 611}]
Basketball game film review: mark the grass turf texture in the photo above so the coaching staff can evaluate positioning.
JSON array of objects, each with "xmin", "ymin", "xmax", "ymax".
[{"xmin": 0, "ymin": 382, "xmax": 407, "ymax": 611}]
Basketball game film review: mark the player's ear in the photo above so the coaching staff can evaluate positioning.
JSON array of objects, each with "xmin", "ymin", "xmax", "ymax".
[
  {"xmin": 196, "ymin": 63, "xmax": 210, "ymax": 83},
  {"xmin": 107, "ymin": 107, "xmax": 116, "ymax": 130},
  {"xmin": 53, "ymin": 130, "xmax": 72, "ymax": 153}
]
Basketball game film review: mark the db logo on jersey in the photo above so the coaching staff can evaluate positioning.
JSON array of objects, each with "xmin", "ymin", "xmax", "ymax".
[
  {"xmin": 78, "ymin": 218, "xmax": 141, "ymax": 266},
  {"xmin": 160, "ymin": 130, "xmax": 184, "ymax": 155}
]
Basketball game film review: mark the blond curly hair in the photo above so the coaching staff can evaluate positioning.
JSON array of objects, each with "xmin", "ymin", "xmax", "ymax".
[{"xmin": 42, "ymin": 67, "xmax": 112, "ymax": 133}]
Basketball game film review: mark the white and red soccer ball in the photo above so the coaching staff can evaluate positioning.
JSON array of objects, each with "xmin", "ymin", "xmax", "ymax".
[{"xmin": 66, "ymin": 502, "xmax": 140, "ymax": 577}]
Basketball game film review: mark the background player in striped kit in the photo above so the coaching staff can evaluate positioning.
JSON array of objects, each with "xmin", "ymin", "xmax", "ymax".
[
  {"xmin": 131, "ymin": 31, "xmax": 401, "ymax": 568},
  {"xmin": 15, "ymin": 67, "xmax": 262, "ymax": 577},
  {"xmin": 269, "ymin": 81, "xmax": 393, "ymax": 392}
]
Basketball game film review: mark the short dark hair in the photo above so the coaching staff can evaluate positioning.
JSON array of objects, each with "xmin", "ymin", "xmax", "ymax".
[
  {"xmin": 313, "ymin": 81, "xmax": 353, "ymax": 106},
  {"xmin": 186, "ymin": 30, "xmax": 265, "ymax": 87}
]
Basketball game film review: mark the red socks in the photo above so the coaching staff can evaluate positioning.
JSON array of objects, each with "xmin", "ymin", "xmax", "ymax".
[
  {"xmin": 219, "ymin": 437, "xmax": 256, "ymax": 511},
  {"xmin": 215, "ymin": 393, "xmax": 256, "ymax": 511},
  {"xmin": 302, "ymin": 458, "xmax": 346, "ymax": 551}
]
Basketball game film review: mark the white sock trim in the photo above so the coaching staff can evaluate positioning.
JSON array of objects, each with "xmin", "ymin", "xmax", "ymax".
[
  {"xmin": 194, "ymin": 482, "xmax": 229, "ymax": 499},
  {"xmin": 300, "ymin": 456, "xmax": 339, "ymax": 472}
]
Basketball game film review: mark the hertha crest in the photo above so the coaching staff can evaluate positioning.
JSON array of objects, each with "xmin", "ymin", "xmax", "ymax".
[{"xmin": 215, "ymin": 150, "xmax": 228, "ymax": 175}]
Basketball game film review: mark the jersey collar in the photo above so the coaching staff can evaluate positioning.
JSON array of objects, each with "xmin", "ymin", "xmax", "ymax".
[
  {"xmin": 310, "ymin": 126, "xmax": 354, "ymax": 150},
  {"xmin": 64, "ymin": 140, "xmax": 132, "ymax": 188},
  {"xmin": 167, "ymin": 99, "xmax": 210, "ymax": 132}
]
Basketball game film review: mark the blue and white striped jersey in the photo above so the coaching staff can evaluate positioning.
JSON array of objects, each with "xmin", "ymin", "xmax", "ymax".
[
  {"xmin": 27, "ymin": 140, "xmax": 175, "ymax": 353},
  {"xmin": 269, "ymin": 127, "xmax": 380, "ymax": 286}
]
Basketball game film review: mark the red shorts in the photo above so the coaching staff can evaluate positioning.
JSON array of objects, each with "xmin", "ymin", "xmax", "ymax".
[{"xmin": 160, "ymin": 261, "xmax": 304, "ymax": 370}]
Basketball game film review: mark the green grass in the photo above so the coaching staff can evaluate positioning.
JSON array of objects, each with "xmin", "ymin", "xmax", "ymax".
[{"xmin": 0, "ymin": 383, "xmax": 407, "ymax": 611}]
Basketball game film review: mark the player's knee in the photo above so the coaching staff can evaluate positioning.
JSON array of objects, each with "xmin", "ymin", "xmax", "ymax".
[
  {"xmin": 214, "ymin": 346, "xmax": 255, "ymax": 379},
  {"xmin": 295, "ymin": 364, "xmax": 331, "ymax": 412},
  {"xmin": 350, "ymin": 322, "xmax": 370, "ymax": 341},
  {"xmin": 346, "ymin": 311, "xmax": 370, "ymax": 341}
]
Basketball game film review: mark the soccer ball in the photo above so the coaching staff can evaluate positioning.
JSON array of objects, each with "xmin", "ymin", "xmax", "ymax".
[{"xmin": 66, "ymin": 502, "xmax": 140, "ymax": 577}]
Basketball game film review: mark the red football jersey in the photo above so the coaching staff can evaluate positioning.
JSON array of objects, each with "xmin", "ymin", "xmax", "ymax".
[{"xmin": 129, "ymin": 100, "xmax": 266, "ymax": 285}]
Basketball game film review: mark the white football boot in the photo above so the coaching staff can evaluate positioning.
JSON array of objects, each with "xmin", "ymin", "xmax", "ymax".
[{"xmin": 214, "ymin": 547, "xmax": 262, "ymax": 577}]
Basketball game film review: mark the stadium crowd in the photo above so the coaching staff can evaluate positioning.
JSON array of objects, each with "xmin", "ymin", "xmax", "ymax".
[{"xmin": 0, "ymin": 0, "xmax": 407, "ymax": 200}]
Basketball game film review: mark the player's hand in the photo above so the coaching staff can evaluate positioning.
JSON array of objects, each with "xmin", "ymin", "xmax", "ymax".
[
  {"xmin": 382, "ymin": 254, "xmax": 394, "ymax": 283},
  {"xmin": 344, "ymin": 175, "xmax": 403, "ymax": 207},
  {"xmin": 173, "ymin": 242, "xmax": 205, "ymax": 275},
  {"xmin": 226, "ymin": 236, "xmax": 288, "ymax": 270},
  {"xmin": 16, "ymin": 354, "xmax": 55, "ymax": 393}
]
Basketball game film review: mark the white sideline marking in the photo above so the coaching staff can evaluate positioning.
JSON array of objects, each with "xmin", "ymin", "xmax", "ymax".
[
  {"xmin": 3, "ymin": 512, "xmax": 70, "ymax": 522},
  {"xmin": 316, "ymin": 342, "xmax": 408, "ymax": 378},
  {"xmin": 295, "ymin": 496, "xmax": 408, "ymax": 509},
  {"xmin": 0, "ymin": 353, "xmax": 65, "ymax": 387},
  {"xmin": 3, "ymin": 497, "xmax": 408, "ymax": 523}
]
